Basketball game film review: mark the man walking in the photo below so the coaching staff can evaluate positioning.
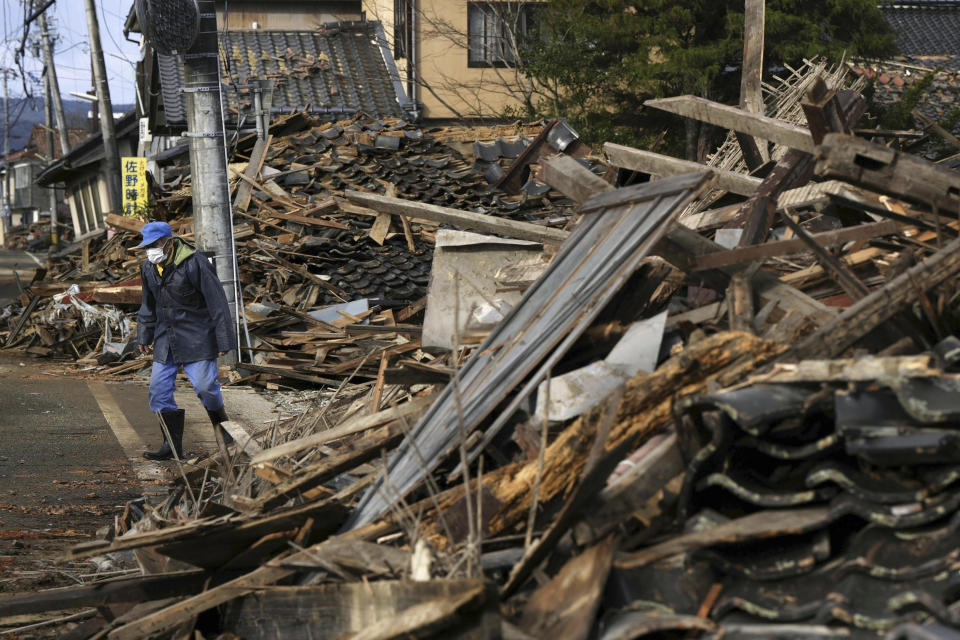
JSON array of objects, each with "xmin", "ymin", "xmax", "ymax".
[{"xmin": 136, "ymin": 221, "xmax": 236, "ymax": 460}]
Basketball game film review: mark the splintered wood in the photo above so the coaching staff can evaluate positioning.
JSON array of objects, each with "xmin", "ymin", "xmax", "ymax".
[{"xmin": 6, "ymin": 59, "xmax": 960, "ymax": 640}]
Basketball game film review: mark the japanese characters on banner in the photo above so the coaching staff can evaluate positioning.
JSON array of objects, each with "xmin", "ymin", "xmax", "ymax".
[{"xmin": 121, "ymin": 157, "xmax": 149, "ymax": 216}]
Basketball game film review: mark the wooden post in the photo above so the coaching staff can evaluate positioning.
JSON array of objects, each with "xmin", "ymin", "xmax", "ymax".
[
  {"xmin": 740, "ymin": 0, "xmax": 767, "ymax": 161},
  {"xmin": 740, "ymin": 0, "xmax": 766, "ymax": 115},
  {"xmin": 727, "ymin": 273, "xmax": 755, "ymax": 333}
]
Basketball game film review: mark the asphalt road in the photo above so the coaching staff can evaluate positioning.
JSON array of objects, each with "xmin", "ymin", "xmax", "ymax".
[
  {"xmin": 0, "ymin": 248, "xmax": 45, "ymax": 306},
  {"xmin": 0, "ymin": 250, "xmax": 279, "ymax": 632}
]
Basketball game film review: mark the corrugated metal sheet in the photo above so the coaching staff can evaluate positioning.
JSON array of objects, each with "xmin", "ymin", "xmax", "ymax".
[{"xmin": 343, "ymin": 171, "xmax": 717, "ymax": 530}]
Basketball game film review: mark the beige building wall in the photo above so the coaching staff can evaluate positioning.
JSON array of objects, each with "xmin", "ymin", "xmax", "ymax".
[
  {"xmin": 215, "ymin": 1, "xmax": 362, "ymax": 30},
  {"xmin": 364, "ymin": 0, "xmax": 528, "ymax": 119}
]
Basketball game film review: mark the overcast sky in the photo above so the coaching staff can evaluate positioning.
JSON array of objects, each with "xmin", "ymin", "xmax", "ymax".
[{"xmin": 1, "ymin": 0, "xmax": 140, "ymax": 106}]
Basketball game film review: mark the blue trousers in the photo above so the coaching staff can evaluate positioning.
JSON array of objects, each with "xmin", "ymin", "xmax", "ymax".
[{"xmin": 148, "ymin": 353, "xmax": 224, "ymax": 413}]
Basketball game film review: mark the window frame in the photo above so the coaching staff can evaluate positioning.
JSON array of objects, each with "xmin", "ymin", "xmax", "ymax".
[{"xmin": 466, "ymin": 2, "xmax": 543, "ymax": 69}]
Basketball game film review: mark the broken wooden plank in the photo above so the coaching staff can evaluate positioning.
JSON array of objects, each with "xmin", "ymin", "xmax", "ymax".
[
  {"xmin": 518, "ymin": 535, "xmax": 618, "ymax": 640},
  {"xmin": 369, "ymin": 212, "xmax": 392, "ymax": 245},
  {"xmin": 104, "ymin": 213, "xmax": 145, "ymax": 233},
  {"xmin": 729, "ymin": 89, "xmax": 866, "ymax": 247},
  {"xmin": 250, "ymin": 395, "xmax": 434, "ymax": 465},
  {"xmin": 785, "ymin": 237, "xmax": 960, "ymax": 360},
  {"xmin": 344, "ymin": 190, "xmax": 569, "ymax": 245},
  {"xmin": 0, "ymin": 569, "xmax": 212, "ymax": 617},
  {"xmin": 779, "ymin": 214, "xmax": 869, "ymax": 300},
  {"xmin": 692, "ymin": 220, "xmax": 899, "ymax": 271},
  {"xmin": 603, "ymin": 142, "xmax": 762, "ymax": 197},
  {"xmin": 644, "ymin": 96, "xmax": 814, "ymax": 152},
  {"xmin": 251, "ymin": 422, "xmax": 407, "ymax": 512},
  {"xmin": 268, "ymin": 211, "xmax": 350, "ymax": 230},
  {"xmin": 573, "ymin": 433, "xmax": 685, "ymax": 546},
  {"xmin": 816, "ymin": 133, "xmax": 960, "ymax": 213},
  {"xmin": 219, "ymin": 580, "xmax": 497, "ymax": 640},
  {"xmin": 539, "ymin": 154, "xmax": 613, "ymax": 205},
  {"xmin": 345, "ymin": 583, "xmax": 489, "ymax": 640},
  {"xmin": 234, "ymin": 135, "xmax": 271, "ymax": 212},
  {"xmin": 615, "ymin": 507, "xmax": 831, "ymax": 570},
  {"xmin": 538, "ymin": 144, "xmax": 835, "ymax": 328},
  {"xmin": 220, "ymin": 421, "xmax": 261, "ymax": 457},
  {"xmin": 727, "ymin": 272, "xmax": 755, "ymax": 333},
  {"xmin": 749, "ymin": 355, "xmax": 937, "ymax": 384}
]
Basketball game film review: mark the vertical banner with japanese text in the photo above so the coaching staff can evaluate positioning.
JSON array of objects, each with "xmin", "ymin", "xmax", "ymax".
[{"xmin": 121, "ymin": 157, "xmax": 149, "ymax": 216}]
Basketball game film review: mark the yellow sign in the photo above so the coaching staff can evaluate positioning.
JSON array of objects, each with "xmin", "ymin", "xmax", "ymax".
[{"xmin": 121, "ymin": 157, "xmax": 149, "ymax": 216}]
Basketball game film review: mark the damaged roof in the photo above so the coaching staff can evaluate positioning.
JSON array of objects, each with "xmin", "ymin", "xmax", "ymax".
[
  {"xmin": 156, "ymin": 22, "xmax": 414, "ymax": 127},
  {"xmin": 881, "ymin": 1, "xmax": 960, "ymax": 55}
]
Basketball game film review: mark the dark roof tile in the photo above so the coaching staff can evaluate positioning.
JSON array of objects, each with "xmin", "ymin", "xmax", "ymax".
[
  {"xmin": 882, "ymin": 4, "xmax": 960, "ymax": 55},
  {"xmin": 158, "ymin": 22, "xmax": 412, "ymax": 125}
]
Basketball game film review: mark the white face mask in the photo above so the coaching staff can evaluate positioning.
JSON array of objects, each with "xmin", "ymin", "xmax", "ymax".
[{"xmin": 146, "ymin": 247, "xmax": 167, "ymax": 264}]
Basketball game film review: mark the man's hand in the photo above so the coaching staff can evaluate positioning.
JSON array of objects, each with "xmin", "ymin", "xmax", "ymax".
[
  {"xmin": 139, "ymin": 344, "xmax": 152, "ymax": 355},
  {"xmin": 219, "ymin": 350, "xmax": 229, "ymax": 357}
]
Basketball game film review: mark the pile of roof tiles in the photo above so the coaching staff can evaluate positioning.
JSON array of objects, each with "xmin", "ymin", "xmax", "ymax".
[
  {"xmin": 0, "ymin": 113, "xmax": 577, "ymax": 382},
  {"xmin": 646, "ymin": 359, "xmax": 960, "ymax": 633},
  {"xmin": 11, "ymin": 60, "xmax": 960, "ymax": 640}
]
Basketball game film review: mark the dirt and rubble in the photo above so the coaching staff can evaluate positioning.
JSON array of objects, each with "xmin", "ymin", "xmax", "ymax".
[{"xmin": 4, "ymin": 56, "xmax": 960, "ymax": 639}]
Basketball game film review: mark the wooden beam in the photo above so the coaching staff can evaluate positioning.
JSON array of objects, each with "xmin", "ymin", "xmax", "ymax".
[
  {"xmin": 816, "ymin": 133, "xmax": 960, "ymax": 213},
  {"xmin": 692, "ymin": 220, "xmax": 900, "ymax": 271},
  {"xmin": 603, "ymin": 142, "xmax": 762, "ymax": 196},
  {"xmin": 728, "ymin": 90, "xmax": 866, "ymax": 247},
  {"xmin": 344, "ymin": 190, "xmax": 567, "ymax": 245},
  {"xmin": 644, "ymin": 96, "xmax": 813, "ymax": 152},
  {"xmin": 220, "ymin": 421, "xmax": 262, "ymax": 457},
  {"xmin": 780, "ymin": 214, "xmax": 869, "ymax": 300},
  {"xmin": 233, "ymin": 135, "xmax": 271, "ymax": 212},
  {"xmin": 539, "ymin": 144, "xmax": 834, "ymax": 328},
  {"xmin": 539, "ymin": 154, "xmax": 613, "ymax": 205},
  {"xmin": 740, "ymin": 0, "xmax": 766, "ymax": 118},
  {"xmin": 0, "ymin": 570, "xmax": 211, "ymax": 617},
  {"xmin": 727, "ymin": 272, "xmax": 755, "ymax": 333},
  {"xmin": 105, "ymin": 213, "xmax": 145, "ymax": 233},
  {"xmin": 786, "ymin": 237, "xmax": 960, "ymax": 360}
]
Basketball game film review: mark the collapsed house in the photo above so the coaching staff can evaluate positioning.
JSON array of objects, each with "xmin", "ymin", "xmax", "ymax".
[{"xmin": 3, "ymin": 54, "xmax": 960, "ymax": 639}]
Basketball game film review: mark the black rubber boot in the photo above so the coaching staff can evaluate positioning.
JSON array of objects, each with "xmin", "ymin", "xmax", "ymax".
[
  {"xmin": 206, "ymin": 406, "xmax": 234, "ymax": 445},
  {"xmin": 143, "ymin": 409, "xmax": 185, "ymax": 460}
]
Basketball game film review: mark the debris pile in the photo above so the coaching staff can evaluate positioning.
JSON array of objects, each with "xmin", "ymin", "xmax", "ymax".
[
  {"xmin": 0, "ymin": 113, "xmax": 578, "ymax": 382},
  {"xmin": 5, "ymin": 59, "xmax": 960, "ymax": 639}
]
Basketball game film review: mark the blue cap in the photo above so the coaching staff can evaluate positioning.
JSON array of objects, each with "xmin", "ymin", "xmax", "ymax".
[{"xmin": 137, "ymin": 221, "xmax": 173, "ymax": 247}]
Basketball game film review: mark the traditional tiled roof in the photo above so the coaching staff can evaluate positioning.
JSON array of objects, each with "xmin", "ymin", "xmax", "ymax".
[
  {"xmin": 5, "ymin": 126, "xmax": 90, "ymax": 163},
  {"xmin": 157, "ymin": 21, "xmax": 414, "ymax": 127},
  {"xmin": 881, "ymin": 1, "xmax": 960, "ymax": 55}
]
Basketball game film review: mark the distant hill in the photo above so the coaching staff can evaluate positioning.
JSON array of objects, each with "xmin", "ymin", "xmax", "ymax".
[{"xmin": 0, "ymin": 98, "xmax": 136, "ymax": 152}]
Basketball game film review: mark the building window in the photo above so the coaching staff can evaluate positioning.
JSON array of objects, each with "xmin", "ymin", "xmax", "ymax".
[
  {"xmin": 394, "ymin": 0, "xmax": 413, "ymax": 60},
  {"xmin": 14, "ymin": 164, "xmax": 30, "ymax": 190},
  {"xmin": 70, "ymin": 176, "xmax": 104, "ymax": 235},
  {"xmin": 467, "ymin": 2, "xmax": 542, "ymax": 68}
]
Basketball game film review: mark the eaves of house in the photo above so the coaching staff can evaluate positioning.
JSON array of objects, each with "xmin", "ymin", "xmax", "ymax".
[{"xmin": 35, "ymin": 112, "xmax": 139, "ymax": 187}]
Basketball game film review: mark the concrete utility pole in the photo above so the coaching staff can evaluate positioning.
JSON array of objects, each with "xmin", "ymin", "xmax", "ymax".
[
  {"xmin": 183, "ymin": 0, "xmax": 239, "ymax": 361},
  {"xmin": 43, "ymin": 72, "xmax": 58, "ymax": 246},
  {"xmin": 83, "ymin": 0, "xmax": 121, "ymax": 215},
  {"xmin": 38, "ymin": 12, "xmax": 70, "ymax": 158},
  {"xmin": 2, "ymin": 69, "xmax": 10, "ymax": 238},
  {"xmin": 38, "ymin": 11, "xmax": 70, "ymax": 247}
]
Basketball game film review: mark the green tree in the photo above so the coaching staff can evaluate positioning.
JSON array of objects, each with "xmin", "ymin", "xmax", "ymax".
[{"xmin": 520, "ymin": 0, "xmax": 898, "ymax": 155}]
